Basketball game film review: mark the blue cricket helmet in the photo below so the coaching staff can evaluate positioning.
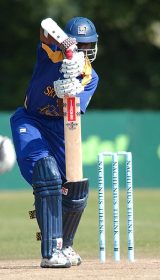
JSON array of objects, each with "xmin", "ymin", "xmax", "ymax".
[
  {"xmin": 64, "ymin": 17, "xmax": 98, "ymax": 43},
  {"xmin": 65, "ymin": 17, "xmax": 98, "ymax": 62}
]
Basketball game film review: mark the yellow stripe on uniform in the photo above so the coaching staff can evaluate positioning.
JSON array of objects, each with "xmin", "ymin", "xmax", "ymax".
[
  {"xmin": 81, "ymin": 58, "xmax": 92, "ymax": 87},
  {"xmin": 42, "ymin": 43, "xmax": 63, "ymax": 63}
]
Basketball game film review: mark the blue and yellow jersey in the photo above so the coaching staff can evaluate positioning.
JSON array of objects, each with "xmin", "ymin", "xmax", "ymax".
[{"xmin": 24, "ymin": 42, "xmax": 99, "ymax": 118}]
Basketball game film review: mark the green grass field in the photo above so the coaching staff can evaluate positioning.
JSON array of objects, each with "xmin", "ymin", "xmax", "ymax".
[{"xmin": 0, "ymin": 189, "xmax": 160, "ymax": 261}]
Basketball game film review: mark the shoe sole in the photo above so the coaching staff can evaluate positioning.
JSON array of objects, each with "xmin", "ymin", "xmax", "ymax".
[
  {"xmin": 41, "ymin": 261, "xmax": 71, "ymax": 268},
  {"xmin": 71, "ymin": 258, "xmax": 82, "ymax": 266}
]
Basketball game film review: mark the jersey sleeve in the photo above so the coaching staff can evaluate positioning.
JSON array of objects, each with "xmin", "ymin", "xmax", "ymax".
[
  {"xmin": 37, "ymin": 42, "xmax": 60, "ymax": 63},
  {"xmin": 77, "ymin": 69, "xmax": 99, "ymax": 113}
]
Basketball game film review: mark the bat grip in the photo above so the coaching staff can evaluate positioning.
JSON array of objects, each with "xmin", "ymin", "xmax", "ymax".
[
  {"xmin": 65, "ymin": 48, "xmax": 74, "ymax": 60},
  {"xmin": 60, "ymin": 37, "xmax": 77, "ymax": 60}
]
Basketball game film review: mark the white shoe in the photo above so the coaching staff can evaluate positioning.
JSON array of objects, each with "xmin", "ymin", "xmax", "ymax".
[
  {"xmin": 62, "ymin": 246, "xmax": 82, "ymax": 266},
  {"xmin": 41, "ymin": 248, "xmax": 71, "ymax": 268}
]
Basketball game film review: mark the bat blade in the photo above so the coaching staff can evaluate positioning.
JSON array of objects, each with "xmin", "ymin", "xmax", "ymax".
[{"xmin": 63, "ymin": 96, "xmax": 83, "ymax": 181}]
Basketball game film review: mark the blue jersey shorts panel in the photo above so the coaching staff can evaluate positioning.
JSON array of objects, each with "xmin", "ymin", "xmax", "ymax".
[{"xmin": 10, "ymin": 108, "xmax": 66, "ymax": 186}]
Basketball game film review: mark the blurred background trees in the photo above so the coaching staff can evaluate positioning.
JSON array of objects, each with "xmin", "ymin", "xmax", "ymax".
[{"xmin": 1, "ymin": 0, "xmax": 160, "ymax": 110}]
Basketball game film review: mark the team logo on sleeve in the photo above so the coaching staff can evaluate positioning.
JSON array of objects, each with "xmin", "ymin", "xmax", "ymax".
[
  {"xmin": 19, "ymin": 128, "xmax": 27, "ymax": 133},
  {"xmin": 78, "ymin": 26, "xmax": 87, "ymax": 35}
]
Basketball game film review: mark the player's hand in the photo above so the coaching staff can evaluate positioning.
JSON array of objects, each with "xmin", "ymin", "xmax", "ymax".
[
  {"xmin": 54, "ymin": 78, "xmax": 84, "ymax": 98},
  {"xmin": 60, "ymin": 52, "xmax": 85, "ymax": 78}
]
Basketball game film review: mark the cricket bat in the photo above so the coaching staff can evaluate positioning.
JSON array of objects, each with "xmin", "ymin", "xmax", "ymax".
[{"xmin": 41, "ymin": 18, "xmax": 83, "ymax": 182}]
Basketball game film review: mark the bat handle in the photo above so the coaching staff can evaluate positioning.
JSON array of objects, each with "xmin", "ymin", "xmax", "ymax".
[
  {"xmin": 65, "ymin": 48, "xmax": 74, "ymax": 60},
  {"xmin": 60, "ymin": 37, "xmax": 77, "ymax": 60}
]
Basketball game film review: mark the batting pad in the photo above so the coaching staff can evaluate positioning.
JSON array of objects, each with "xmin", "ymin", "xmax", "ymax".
[
  {"xmin": 62, "ymin": 178, "xmax": 89, "ymax": 246},
  {"xmin": 32, "ymin": 156, "xmax": 63, "ymax": 258}
]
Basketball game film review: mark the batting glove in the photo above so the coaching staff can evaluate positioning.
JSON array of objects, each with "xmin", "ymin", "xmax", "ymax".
[
  {"xmin": 60, "ymin": 52, "xmax": 85, "ymax": 79},
  {"xmin": 54, "ymin": 78, "xmax": 84, "ymax": 98}
]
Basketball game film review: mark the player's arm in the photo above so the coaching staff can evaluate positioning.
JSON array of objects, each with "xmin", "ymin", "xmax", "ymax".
[
  {"xmin": 77, "ymin": 71, "xmax": 99, "ymax": 113},
  {"xmin": 40, "ymin": 18, "xmax": 84, "ymax": 73}
]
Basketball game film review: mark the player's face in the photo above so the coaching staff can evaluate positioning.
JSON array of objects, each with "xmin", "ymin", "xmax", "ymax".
[
  {"xmin": 77, "ymin": 42, "xmax": 97, "ymax": 63},
  {"xmin": 77, "ymin": 43, "xmax": 92, "ymax": 50}
]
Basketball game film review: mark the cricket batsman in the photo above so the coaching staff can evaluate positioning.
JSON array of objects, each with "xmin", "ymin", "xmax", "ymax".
[{"xmin": 10, "ymin": 16, "xmax": 99, "ymax": 268}]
